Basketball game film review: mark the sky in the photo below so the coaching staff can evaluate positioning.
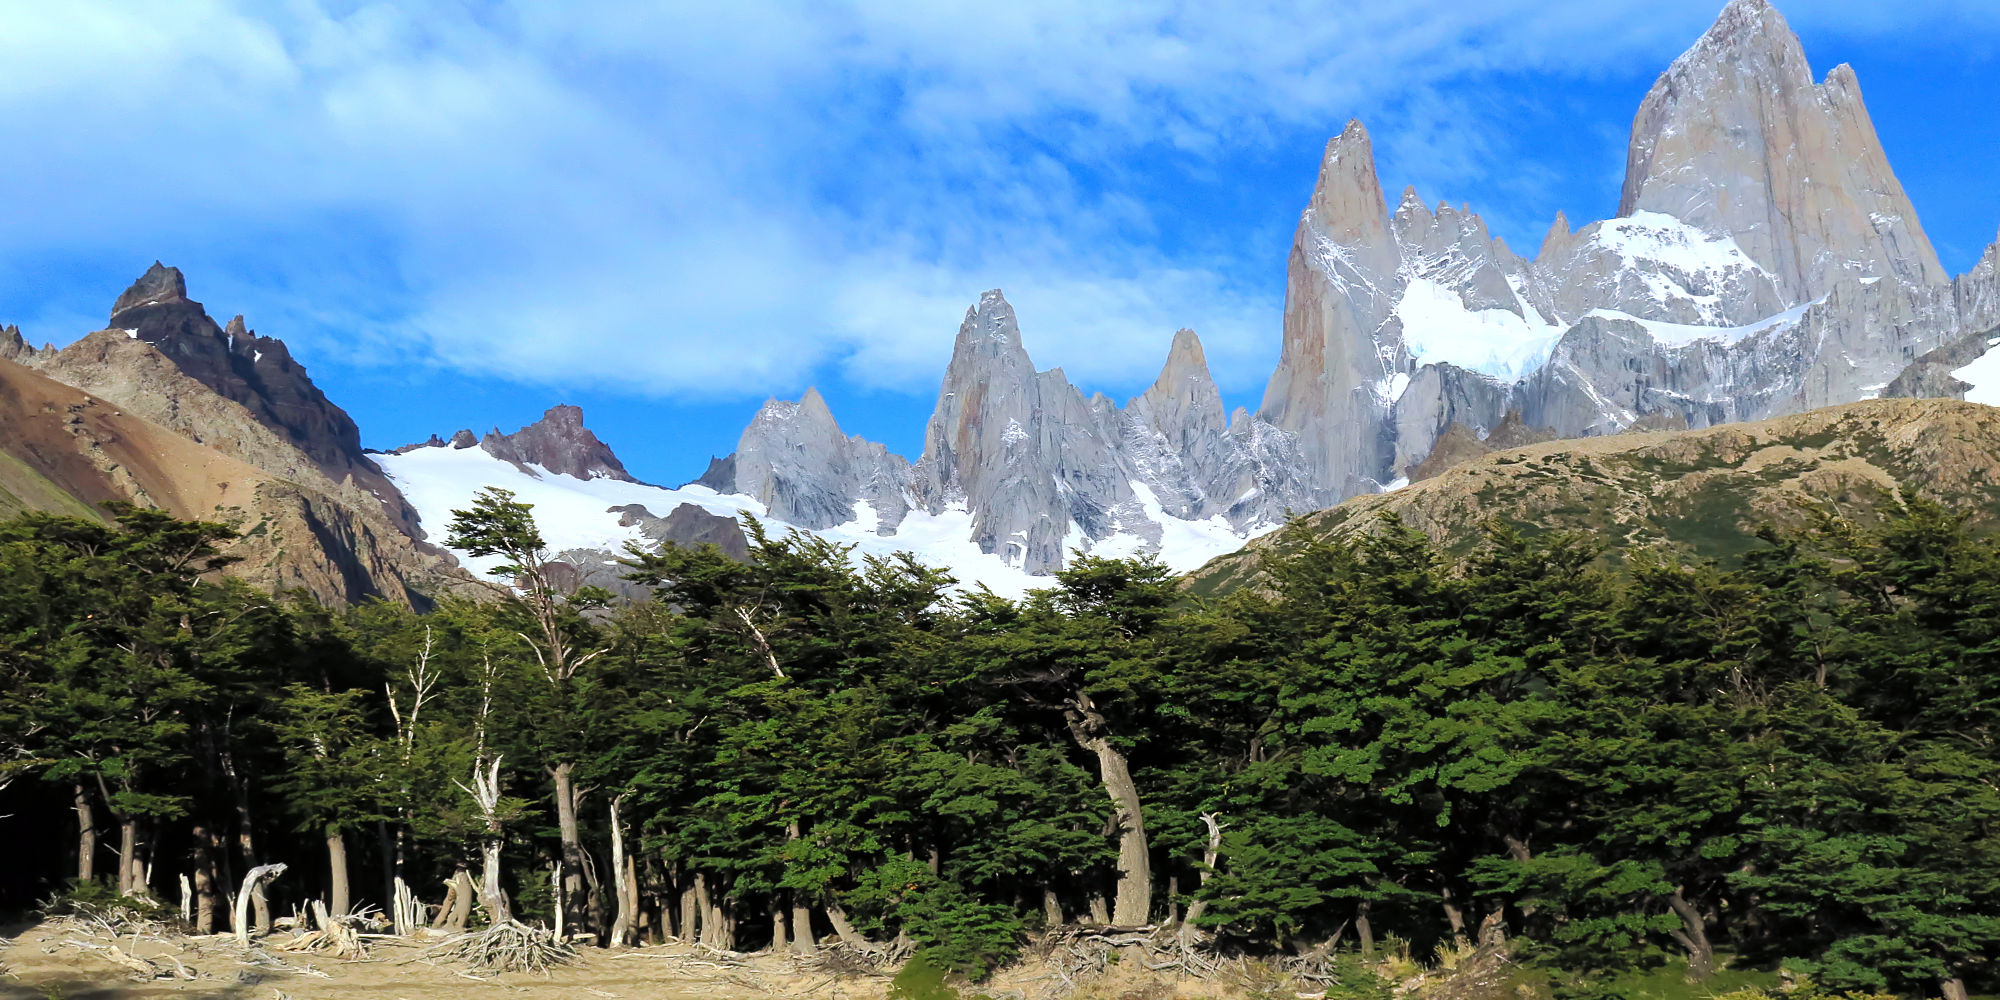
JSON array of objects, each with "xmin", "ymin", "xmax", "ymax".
[{"xmin": 0, "ymin": 1, "xmax": 1995, "ymax": 485}]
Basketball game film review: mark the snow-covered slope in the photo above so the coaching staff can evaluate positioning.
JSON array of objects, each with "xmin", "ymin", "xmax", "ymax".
[{"xmin": 376, "ymin": 441, "xmax": 1265, "ymax": 598}]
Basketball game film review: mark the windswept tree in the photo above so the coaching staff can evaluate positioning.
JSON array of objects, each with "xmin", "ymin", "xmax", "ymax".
[{"xmin": 448, "ymin": 488, "xmax": 609, "ymax": 933}]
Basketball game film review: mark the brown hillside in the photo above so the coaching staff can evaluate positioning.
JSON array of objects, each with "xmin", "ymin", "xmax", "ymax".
[
  {"xmin": 1188, "ymin": 398, "xmax": 2000, "ymax": 595},
  {"xmin": 0, "ymin": 358, "xmax": 457, "ymax": 607}
]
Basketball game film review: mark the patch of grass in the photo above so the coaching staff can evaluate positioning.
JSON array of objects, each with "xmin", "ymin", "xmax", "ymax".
[
  {"xmin": 1594, "ymin": 955, "xmax": 1780, "ymax": 1000},
  {"xmin": 890, "ymin": 953, "xmax": 962, "ymax": 1000}
]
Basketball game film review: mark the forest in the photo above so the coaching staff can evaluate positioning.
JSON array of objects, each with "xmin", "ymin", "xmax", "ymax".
[{"xmin": 0, "ymin": 488, "xmax": 1995, "ymax": 999}]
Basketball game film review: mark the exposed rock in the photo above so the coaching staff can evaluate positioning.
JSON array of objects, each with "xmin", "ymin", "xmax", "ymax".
[
  {"xmin": 391, "ymin": 434, "xmax": 449, "ymax": 454},
  {"xmin": 1, "ymin": 324, "xmax": 50, "ymax": 364},
  {"xmin": 725, "ymin": 388, "xmax": 913, "ymax": 532},
  {"xmin": 1391, "ymin": 364, "xmax": 1513, "ymax": 478},
  {"xmin": 610, "ymin": 502, "xmax": 751, "ymax": 560},
  {"xmin": 479, "ymin": 404, "xmax": 636, "ymax": 482},
  {"xmin": 691, "ymin": 454, "xmax": 737, "ymax": 492},
  {"xmin": 1407, "ymin": 412, "xmax": 1560, "ymax": 484},
  {"xmin": 1884, "ymin": 325, "xmax": 2000, "ymax": 400},
  {"xmin": 683, "ymin": 0, "xmax": 1998, "ymax": 584},
  {"xmin": 1122, "ymin": 328, "xmax": 1233, "ymax": 519},
  {"xmin": 1619, "ymin": 0, "xmax": 1944, "ymax": 301},
  {"xmin": 911, "ymin": 291, "xmax": 1137, "ymax": 574},
  {"xmin": 1257, "ymin": 119, "xmax": 1403, "ymax": 503}
]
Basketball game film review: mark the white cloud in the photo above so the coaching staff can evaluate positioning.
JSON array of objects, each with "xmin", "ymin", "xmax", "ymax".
[{"xmin": 0, "ymin": 0, "xmax": 1990, "ymax": 405}]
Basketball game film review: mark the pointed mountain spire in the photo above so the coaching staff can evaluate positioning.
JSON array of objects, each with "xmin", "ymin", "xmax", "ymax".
[
  {"xmin": 1305, "ymin": 120, "xmax": 1398, "ymax": 277},
  {"xmin": 1620, "ymin": 0, "xmax": 1944, "ymax": 299}
]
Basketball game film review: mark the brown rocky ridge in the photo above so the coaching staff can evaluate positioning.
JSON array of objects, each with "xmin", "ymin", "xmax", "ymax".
[
  {"xmin": 1186, "ymin": 397, "xmax": 2000, "ymax": 596},
  {"xmin": 0, "ymin": 356, "xmax": 457, "ymax": 606}
]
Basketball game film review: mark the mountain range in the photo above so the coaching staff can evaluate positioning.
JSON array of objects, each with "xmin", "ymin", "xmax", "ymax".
[{"xmin": 3, "ymin": 0, "xmax": 1998, "ymax": 599}]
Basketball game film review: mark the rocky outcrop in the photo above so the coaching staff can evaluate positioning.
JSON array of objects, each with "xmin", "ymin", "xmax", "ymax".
[
  {"xmin": 544, "ymin": 502, "xmax": 754, "ymax": 602},
  {"xmin": 0, "ymin": 324, "xmax": 50, "ymax": 364},
  {"xmin": 609, "ymin": 502, "xmax": 751, "ymax": 560},
  {"xmin": 76, "ymin": 263, "xmax": 426, "ymax": 537},
  {"xmin": 478, "ymin": 404, "xmax": 636, "ymax": 482},
  {"xmin": 909, "ymin": 291, "xmax": 1138, "ymax": 573},
  {"xmin": 714, "ymin": 388, "xmax": 913, "ymax": 532},
  {"xmin": 1884, "ymin": 325, "xmax": 2000, "ymax": 400}
]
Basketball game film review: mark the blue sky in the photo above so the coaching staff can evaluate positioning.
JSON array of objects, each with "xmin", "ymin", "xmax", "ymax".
[{"xmin": 0, "ymin": 1, "xmax": 1995, "ymax": 485}]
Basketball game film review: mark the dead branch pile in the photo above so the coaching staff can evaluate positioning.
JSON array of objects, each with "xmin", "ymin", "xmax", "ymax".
[
  {"xmin": 39, "ymin": 897, "xmax": 177, "ymax": 938},
  {"xmin": 423, "ymin": 919, "xmax": 578, "ymax": 974},
  {"xmin": 276, "ymin": 902, "xmax": 371, "ymax": 959},
  {"xmin": 790, "ymin": 938, "xmax": 913, "ymax": 976},
  {"xmin": 1023, "ymin": 923, "xmax": 1250, "ymax": 998}
]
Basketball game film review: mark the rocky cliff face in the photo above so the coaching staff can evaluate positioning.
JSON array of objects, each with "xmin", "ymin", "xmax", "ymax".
[
  {"xmin": 1260, "ymin": 0, "xmax": 1994, "ymax": 493},
  {"xmin": 691, "ymin": 290, "xmax": 1310, "ymax": 577},
  {"xmin": 1, "ymin": 264, "xmax": 470, "ymax": 604},
  {"xmin": 1620, "ymin": 0, "xmax": 1945, "ymax": 302},
  {"xmin": 1257, "ymin": 120, "xmax": 1405, "ymax": 502},
  {"xmin": 372, "ymin": 0, "xmax": 1998, "ymax": 589}
]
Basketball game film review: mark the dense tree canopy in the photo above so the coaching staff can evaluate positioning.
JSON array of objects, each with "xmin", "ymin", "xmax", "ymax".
[{"xmin": 1, "ymin": 493, "xmax": 1996, "ymax": 996}]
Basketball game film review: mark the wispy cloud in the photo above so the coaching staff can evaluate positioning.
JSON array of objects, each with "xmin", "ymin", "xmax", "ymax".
[{"xmin": 0, "ymin": 0, "xmax": 1991, "ymax": 402}]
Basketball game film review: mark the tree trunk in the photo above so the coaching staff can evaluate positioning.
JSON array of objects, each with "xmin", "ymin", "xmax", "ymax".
[
  {"xmin": 376, "ymin": 821, "xmax": 397, "ymax": 920},
  {"xmin": 680, "ymin": 877, "xmax": 700, "ymax": 943},
  {"xmin": 191, "ymin": 822, "xmax": 221, "ymax": 934},
  {"xmin": 784, "ymin": 822, "xmax": 816, "ymax": 954},
  {"xmin": 609, "ymin": 797, "xmax": 632, "ymax": 946},
  {"xmin": 118, "ymin": 817, "xmax": 142, "ymax": 896},
  {"xmin": 1941, "ymin": 978, "xmax": 1969, "ymax": 1000},
  {"xmin": 1439, "ymin": 885, "xmax": 1468, "ymax": 947},
  {"xmin": 73, "ymin": 783, "xmax": 97, "ymax": 883},
  {"xmin": 825, "ymin": 901, "xmax": 868, "ymax": 947},
  {"xmin": 790, "ymin": 897, "xmax": 817, "ymax": 954},
  {"xmin": 1087, "ymin": 892, "xmax": 1110, "ymax": 926},
  {"xmin": 1064, "ymin": 696, "xmax": 1151, "ymax": 926},
  {"xmin": 552, "ymin": 762, "xmax": 590, "ymax": 934},
  {"xmin": 326, "ymin": 831, "xmax": 350, "ymax": 916},
  {"xmin": 480, "ymin": 836, "xmax": 510, "ymax": 923},
  {"xmin": 1666, "ymin": 890, "xmax": 1715, "ymax": 980},
  {"xmin": 696, "ymin": 874, "xmax": 718, "ymax": 948},
  {"xmin": 222, "ymin": 752, "xmax": 272, "ymax": 935},
  {"xmin": 1043, "ymin": 888, "xmax": 1064, "ymax": 928},
  {"xmin": 440, "ymin": 868, "xmax": 475, "ymax": 932},
  {"xmin": 1357, "ymin": 901, "xmax": 1375, "ymax": 959},
  {"xmin": 769, "ymin": 898, "xmax": 789, "ymax": 952}
]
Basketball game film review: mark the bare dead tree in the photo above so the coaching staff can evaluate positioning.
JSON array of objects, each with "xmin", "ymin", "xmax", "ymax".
[{"xmin": 1178, "ymin": 813, "xmax": 1226, "ymax": 947}]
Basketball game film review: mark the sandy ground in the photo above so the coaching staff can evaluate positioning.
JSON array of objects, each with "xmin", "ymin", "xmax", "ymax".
[{"xmin": 0, "ymin": 922, "xmax": 895, "ymax": 1000}]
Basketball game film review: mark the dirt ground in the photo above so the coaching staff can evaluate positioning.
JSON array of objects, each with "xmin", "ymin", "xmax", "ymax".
[{"xmin": 0, "ymin": 922, "xmax": 897, "ymax": 1000}]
